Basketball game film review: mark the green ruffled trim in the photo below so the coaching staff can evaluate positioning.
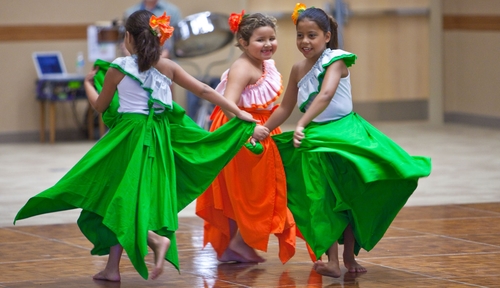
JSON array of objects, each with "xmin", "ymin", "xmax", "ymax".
[
  {"xmin": 109, "ymin": 63, "xmax": 173, "ymax": 111},
  {"xmin": 299, "ymin": 53, "xmax": 357, "ymax": 113}
]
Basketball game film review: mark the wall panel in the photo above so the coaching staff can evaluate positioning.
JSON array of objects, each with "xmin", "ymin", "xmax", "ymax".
[{"xmin": 443, "ymin": 0, "xmax": 500, "ymax": 122}]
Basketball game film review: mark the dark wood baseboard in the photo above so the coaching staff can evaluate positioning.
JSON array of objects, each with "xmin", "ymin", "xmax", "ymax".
[
  {"xmin": 445, "ymin": 112, "xmax": 500, "ymax": 129},
  {"xmin": 0, "ymin": 129, "xmax": 89, "ymax": 143},
  {"xmin": 353, "ymin": 99, "xmax": 429, "ymax": 122},
  {"xmin": 284, "ymin": 99, "xmax": 429, "ymax": 125},
  {"xmin": 283, "ymin": 99, "xmax": 429, "ymax": 126}
]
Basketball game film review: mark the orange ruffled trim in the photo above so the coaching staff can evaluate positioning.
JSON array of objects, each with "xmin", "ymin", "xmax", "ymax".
[{"xmin": 244, "ymin": 72, "xmax": 283, "ymax": 110}]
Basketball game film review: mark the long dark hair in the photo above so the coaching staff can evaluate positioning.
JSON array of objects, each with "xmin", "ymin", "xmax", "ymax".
[
  {"xmin": 297, "ymin": 8, "xmax": 338, "ymax": 50},
  {"xmin": 125, "ymin": 10, "xmax": 162, "ymax": 72}
]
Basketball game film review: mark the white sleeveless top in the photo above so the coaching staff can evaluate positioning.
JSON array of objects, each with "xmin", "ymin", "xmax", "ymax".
[
  {"xmin": 111, "ymin": 55, "xmax": 173, "ymax": 114},
  {"xmin": 297, "ymin": 49, "xmax": 357, "ymax": 123}
]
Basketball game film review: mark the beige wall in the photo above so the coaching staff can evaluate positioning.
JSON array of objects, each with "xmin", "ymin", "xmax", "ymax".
[
  {"xmin": 0, "ymin": 0, "xmax": 245, "ymax": 137},
  {"xmin": 337, "ymin": 0, "xmax": 430, "ymax": 103},
  {"xmin": 249, "ymin": 0, "xmax": 430, "ymax": 103},
  {"xmin": 1, "ymin": 0, "xmax": 499, "ymax": 141},
  {"xmin": 443, "ymin": 0, "xmax": 500, "ymax": 119}
]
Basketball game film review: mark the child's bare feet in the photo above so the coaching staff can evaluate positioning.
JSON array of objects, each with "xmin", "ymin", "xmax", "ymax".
[
  {"xmin": 228, "ymin": 235, "xmax": 266, "ymax": 263},
  {"xmin": 218, "ymin": 247, "xmax": 252, "ymax": 263},
  {"xmin": 313, "ymin": 260, "xmax": 342, "ymax": 278},
  {"xmin": 93, "ymin": 270, "xmax": 121, "ymax": 282},
  {"xmin": 149, "ymin": 234, "xmax": 171, "ymax": 280},
  {"xmin": 228, "ymin": 244, "xmax": 266, "ymax": 263},
  {"xmin": 342, "ymin": 225, "xmax": 366, "ymax": 273},
  {"xmin": 93, "ymin": 244, "xmax": 123, "ymax": 282},
  {"xmin": 343, "ymin": 257, "xmax": 367, "ymax": 273}
]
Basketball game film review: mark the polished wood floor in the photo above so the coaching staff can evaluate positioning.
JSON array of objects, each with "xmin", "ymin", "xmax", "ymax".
[
  {"xmin": 2, "ymin": 121, "xmax": 500, "ymax": 287},
  {"xmin": 2, "ymin": 203, "xmax": 500, "ymax": 287}
]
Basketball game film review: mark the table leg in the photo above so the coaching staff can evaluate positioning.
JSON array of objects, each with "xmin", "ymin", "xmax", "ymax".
[
  {"xmin": 49, "ymin": 102, "xmax": 56, "ymax": 144},
  {"xmin": 39, "ymin": 101, "xmax": 45, "ymax": 143}
]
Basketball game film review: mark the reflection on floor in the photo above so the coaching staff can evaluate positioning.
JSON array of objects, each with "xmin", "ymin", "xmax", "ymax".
[
  {"xmin": 2, "ymin": 206, "xmax": 500, "ymax": 287},
  {"xmin": 1, "ymin": 121, "xmax": 500, "ymax": 287}
]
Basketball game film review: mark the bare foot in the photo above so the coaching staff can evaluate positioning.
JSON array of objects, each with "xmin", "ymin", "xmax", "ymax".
[
  {"xmin": 218, "ymin": 248, "xmax": 252, "ymax": 263},
  {"xmin": 313, "ymin": 260, "xmax": 342, "ymax": 278},
  {"xmin": 150, "ymin": 236, "xmax": 171, "ymax": 280},
  {"xmin": 93, "ymin": 270, "xmax": 121, "ymax": 282},
  {"xmin": 228, "ymin": 241, "xmax": 266, "ymax": 263},
  {"xmin": 344, "ymin": 258, "xmax": 367, "ymax": 273}
]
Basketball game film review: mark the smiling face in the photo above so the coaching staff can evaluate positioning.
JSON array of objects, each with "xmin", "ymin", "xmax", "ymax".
[
  {"xmin": 240, "ymin": 26, "xmax": 277, "ymax": 62},
  {"xmin": 296, "ymin": 18, "xmax": 331, "ymax": 61}
]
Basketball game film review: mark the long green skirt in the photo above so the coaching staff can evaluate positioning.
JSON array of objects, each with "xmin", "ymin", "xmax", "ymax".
[
  {"xmin": 14, "ymin": 60, "xmax": 256, "ymax": 280},
  {"xmin": 272, "ymin": 113, "xmax": 431, "ymax": 259}
]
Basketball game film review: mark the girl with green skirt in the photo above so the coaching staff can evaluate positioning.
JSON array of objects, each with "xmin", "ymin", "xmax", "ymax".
[
  {"xmin": 14, "ymin": 10, "xmax": 263, "ymax": 281},
  {"xmin": 257, "ymin": 4, "xmax": 432, "ymax": 277}
]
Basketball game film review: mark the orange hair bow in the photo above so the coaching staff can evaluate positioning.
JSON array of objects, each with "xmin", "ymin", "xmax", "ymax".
[
  {"xmin": 149, "ymin": 12, "xmax": 175, "ymax": 46},
  {"xmin": 291, "ymin": 3, "xmax": 307, "ymax": 25},
  {"xmin": 228, "ymin": 10, "xmax": 245, "ymax": 34}
]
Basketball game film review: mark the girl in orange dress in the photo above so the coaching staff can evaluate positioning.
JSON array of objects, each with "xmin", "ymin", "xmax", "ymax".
[{"xmin": 195, "ymin": 11, "xmax": 296, "ymax": 263}]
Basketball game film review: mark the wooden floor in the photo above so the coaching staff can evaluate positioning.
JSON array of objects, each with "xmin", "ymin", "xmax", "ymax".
[
  {"xmin": 2, "ymin": 203, "xmax": 500, "ymax": 287},
  {"xmin": 2, "ymin": 121, "xmax": 500, "ymax": 287}
]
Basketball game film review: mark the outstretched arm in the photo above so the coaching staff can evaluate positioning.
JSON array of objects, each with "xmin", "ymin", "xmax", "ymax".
[{"xmin": 166, "ymin": 59, "xmax": 255, "ymax": 122}]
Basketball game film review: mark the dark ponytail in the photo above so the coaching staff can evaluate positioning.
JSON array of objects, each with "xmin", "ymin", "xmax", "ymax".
[
  {"xmin": 327, "ymin": 15, "xmax": 338, "ymax": 50},
  {"xmin": 125, "ymin": 10, "xmax": 162, "ymax": 72},
  {"xmin": 297, "ymin": 7, "xmax": 339, "ymax": 50}
]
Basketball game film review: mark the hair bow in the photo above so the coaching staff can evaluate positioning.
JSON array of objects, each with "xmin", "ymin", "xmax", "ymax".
[
  {"xmin": 291, "ymin": 3, "xmax": 307, "ymax": 25},
  {"xmin": 149, "ymin": 12, "xmax": 175, "ymax": 46}
]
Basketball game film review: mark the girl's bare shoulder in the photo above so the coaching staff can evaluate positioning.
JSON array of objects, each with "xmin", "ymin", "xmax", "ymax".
[
  {"xmin": 290, "ymin": 60, "xmax": 308, "ymax": 82},
  {"xmin": 227, "ymin": 57, "xmax": 258, "ymax": 83},
  {"xmin": 154, "ymin": 58, "xmax": 176, "ymax": 79},
  {"xmin": 229, "ymin": 57, "xmax": 255, "ymax": 72}
]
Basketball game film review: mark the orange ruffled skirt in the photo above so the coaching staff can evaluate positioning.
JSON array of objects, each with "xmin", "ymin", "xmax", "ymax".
[{"xmin": 196, "ymin": 107, "xmax": 296, "ymax": 263}]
